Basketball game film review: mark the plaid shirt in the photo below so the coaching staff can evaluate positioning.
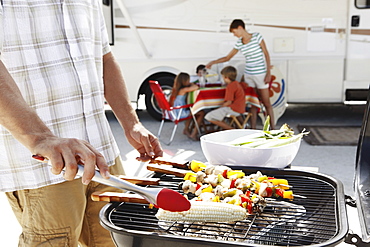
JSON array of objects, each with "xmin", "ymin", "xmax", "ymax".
[{"xmin": 0, "ymin": 0, "xmax": 120, "ymax": 192}]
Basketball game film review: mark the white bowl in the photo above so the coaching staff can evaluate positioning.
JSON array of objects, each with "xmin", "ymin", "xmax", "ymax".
[{"xmin": 200, "ymin": 129, "xmax": 301, "ymax": 168}]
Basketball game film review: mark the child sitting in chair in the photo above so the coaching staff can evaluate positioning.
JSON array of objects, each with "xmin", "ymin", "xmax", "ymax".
[
  {"xmin": 169, "ymin": 72, "xmax": 205, "ymax": 140},
  {"xmin": 205, "ymin": 66, "xmax": 246, "ymax": 130}
]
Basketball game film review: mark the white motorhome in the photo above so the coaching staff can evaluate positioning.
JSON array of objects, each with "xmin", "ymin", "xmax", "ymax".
[{"xmin": 102, "ymin": 0, "xmax": 370, "ymax": 121}]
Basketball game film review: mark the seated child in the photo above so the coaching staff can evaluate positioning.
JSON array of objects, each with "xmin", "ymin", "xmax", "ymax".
[
  {"xmin": 240, "ymin": 81, "xmax": 259, "ymax": 129},
  {"xmin": 190, "ymin": 64, "xmax": 207, "ymax": 83},
  {"xmin": 205, "ymin": 66, "xmax": 246, "ymax": 130},
  {"xmin": 170, "ymin": 72, "xmax": 205, "ymax": 140}
]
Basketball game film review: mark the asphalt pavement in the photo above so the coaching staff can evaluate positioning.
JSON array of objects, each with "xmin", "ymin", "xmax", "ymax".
[{"xmin": 0, "ymin": 103, "xmax": 366, "ymax": 246}]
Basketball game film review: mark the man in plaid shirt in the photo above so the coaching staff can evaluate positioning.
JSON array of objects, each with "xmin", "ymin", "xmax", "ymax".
[{"xmin": 0, "ymin": 1, "xmax": 162, "ymax": 246}]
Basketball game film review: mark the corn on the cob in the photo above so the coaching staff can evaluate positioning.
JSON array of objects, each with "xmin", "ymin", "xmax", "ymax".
[{"xmin": 155, "ymin": 201, "xmax": 247, "ymax": 222}]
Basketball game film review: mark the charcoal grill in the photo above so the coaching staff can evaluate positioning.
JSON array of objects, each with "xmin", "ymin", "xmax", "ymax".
[
  {"xmin": 101, "ymin": 88, "xmax": 370, "ymax": 247},
  {"xmin": 100, "ymin": 168, "xmax": 348, "ymax": 247}
]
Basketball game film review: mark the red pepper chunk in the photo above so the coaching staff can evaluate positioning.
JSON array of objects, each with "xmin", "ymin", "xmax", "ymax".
[
  {"xmin": 230, "ymin": 178, "xmax": 237, "ymax": 188},
  {"xmin": 265, "ymin": 187, "xmax": 273, "ymax": 197},
  {"xmin": 247, "ymin": 202, "xmax": 253, "ymax": 214},
  {"xmin": 275, "ymin": 188, "xmax": 284, "ymax": 198},
  {"xmin": 259, "ymin": 184, "xmax": 274, "ymax": 197},
  {"xmin": 240, "ymin": 194, "xmax": 251, "ymax": 203},
  {"xmin": 240, "ymin": 194, "xmax": 254, "ymax": 214}
]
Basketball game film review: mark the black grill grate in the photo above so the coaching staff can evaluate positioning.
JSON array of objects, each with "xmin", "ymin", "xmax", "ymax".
[{"xmin": 103, "ymin": 168, "xmax": 347, "ymax": 246}]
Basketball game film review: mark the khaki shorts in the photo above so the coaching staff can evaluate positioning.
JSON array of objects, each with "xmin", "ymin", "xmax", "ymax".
[
  {"xmin": 205, "ymin": 107, "xmax": 241, "ymax": 122},
  {"xmin": 244, "ymin": 73, "xmax": 268, "ymax": 89},
  {"xmin": 5, "ymin": 157, "xmax": 125, "ymax": 247}
]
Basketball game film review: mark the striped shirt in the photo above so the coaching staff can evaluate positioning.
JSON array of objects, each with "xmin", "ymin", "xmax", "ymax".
[
  {"xmin": 234, "ymin": 32, "xmax": 267, "ymax": 75},
  {"xmin": 0, "ymin": 0, "xmax": 120, "ymax": 192}
]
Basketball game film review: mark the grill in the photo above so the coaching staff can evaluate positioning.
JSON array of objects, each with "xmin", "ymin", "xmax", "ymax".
[{"xmin": 100, "ymin": 167, "xmax": 348, "ymax": 247}]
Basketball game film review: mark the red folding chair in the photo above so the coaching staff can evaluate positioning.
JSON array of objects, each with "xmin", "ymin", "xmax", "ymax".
[{"xmin": 149, "ymin": 81, "xmax": 200, "ymax": 145}]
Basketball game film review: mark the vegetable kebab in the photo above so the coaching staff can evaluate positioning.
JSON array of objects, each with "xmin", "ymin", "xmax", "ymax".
[
  {"xmin": 156, "ymin": 161, "xmax": 302, "ymax": 223},
  {"xmin": 179, "ymin": 162, "xmax": 296, "ymax": 215}
]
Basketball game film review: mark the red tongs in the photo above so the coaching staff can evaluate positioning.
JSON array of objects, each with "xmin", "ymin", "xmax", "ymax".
[{"xmin": 32, "ymin": 155, "xmax": 190, "ymax": 212}]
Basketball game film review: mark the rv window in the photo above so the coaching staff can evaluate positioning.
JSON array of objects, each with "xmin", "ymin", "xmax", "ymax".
[{"xmin": 355, "ymin": 0, "xmax": 370, "ymax": 8}]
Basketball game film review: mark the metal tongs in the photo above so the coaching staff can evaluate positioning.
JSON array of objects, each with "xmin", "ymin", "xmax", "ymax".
[{"xmin": 32, "ymin": 155, "xmax": 190, "ymax": 212}]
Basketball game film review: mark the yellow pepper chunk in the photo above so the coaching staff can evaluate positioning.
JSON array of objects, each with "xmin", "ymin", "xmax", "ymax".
[
  {"xmin": 227, "ymin": 198, "xmax": 236, "ymax": 204},
  {"xmin": 190, "ymin": 160, "xmax": 207, "ymax": 172},
  {"xmin": 270, "ymin": 179, "xmax": 290, "ymax": 190},
  {"xmin": 202, "ymin": 185, "xmax": 213, "ymax": 193},
  {"xmin": 212, "ymin": 195, "xmax": 220, "ymax": 202},
  {"xmin": 184, "ymin": 172, "xmax": 197, "ymax": 182},
  {"xmin": 283, "ymin": 190, "xmax": 294, "ymax": 200},
  {"xmin": 234, "ymin": 198, "xmax": 242, "ymax": 206},
  {"xmin": 227, "ymin": 170, "xmax": 245, "ymax": 179},
  {"xmin": 257, "ymin": 175, "xmax": 268, "ymax": 182}
]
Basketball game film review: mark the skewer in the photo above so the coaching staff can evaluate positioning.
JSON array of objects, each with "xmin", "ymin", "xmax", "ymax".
[
  {"xmin": 279, "ymin": 184, "xmax": 292, "ymax": 188},
  {"xmin": 149, "ymin": 158, "xmax": 189, "ymax": 169},
  {"xmin": 292, "ymin": 194, "xmax": 307, "ymax": 199}
]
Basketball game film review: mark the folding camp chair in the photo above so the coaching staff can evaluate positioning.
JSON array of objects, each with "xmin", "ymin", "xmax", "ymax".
[{"xmin": 149, "ymin": 80, "xmax": 200, "ymax": 145}]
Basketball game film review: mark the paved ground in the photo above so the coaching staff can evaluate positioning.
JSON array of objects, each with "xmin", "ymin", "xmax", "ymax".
[{"xmin": 0, "ymin": 103, "xmax": 365, "ymax": 246}]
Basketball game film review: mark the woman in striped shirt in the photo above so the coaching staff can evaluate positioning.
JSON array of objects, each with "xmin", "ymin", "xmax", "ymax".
[{"xmin": 206, "ymin": 19, "xmax": 275, "ymax": 129}]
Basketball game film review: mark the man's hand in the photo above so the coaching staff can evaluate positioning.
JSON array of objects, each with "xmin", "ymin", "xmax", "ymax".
[
  {"xmin": 124, "ymin": 123, "xmax": 163, "ymax": 162},
  {"xmin": 1, "ymin": 61, "xmax": 109, "ymax": 185},
  {"xmin": 32, "ymin": 135, "xmax": 110, "ymax": 185}
]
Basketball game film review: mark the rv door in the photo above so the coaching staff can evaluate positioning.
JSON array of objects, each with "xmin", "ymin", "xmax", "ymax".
[{"xmin": 345, "ymin": 0, "xmax": 370, "ymax": 102}]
